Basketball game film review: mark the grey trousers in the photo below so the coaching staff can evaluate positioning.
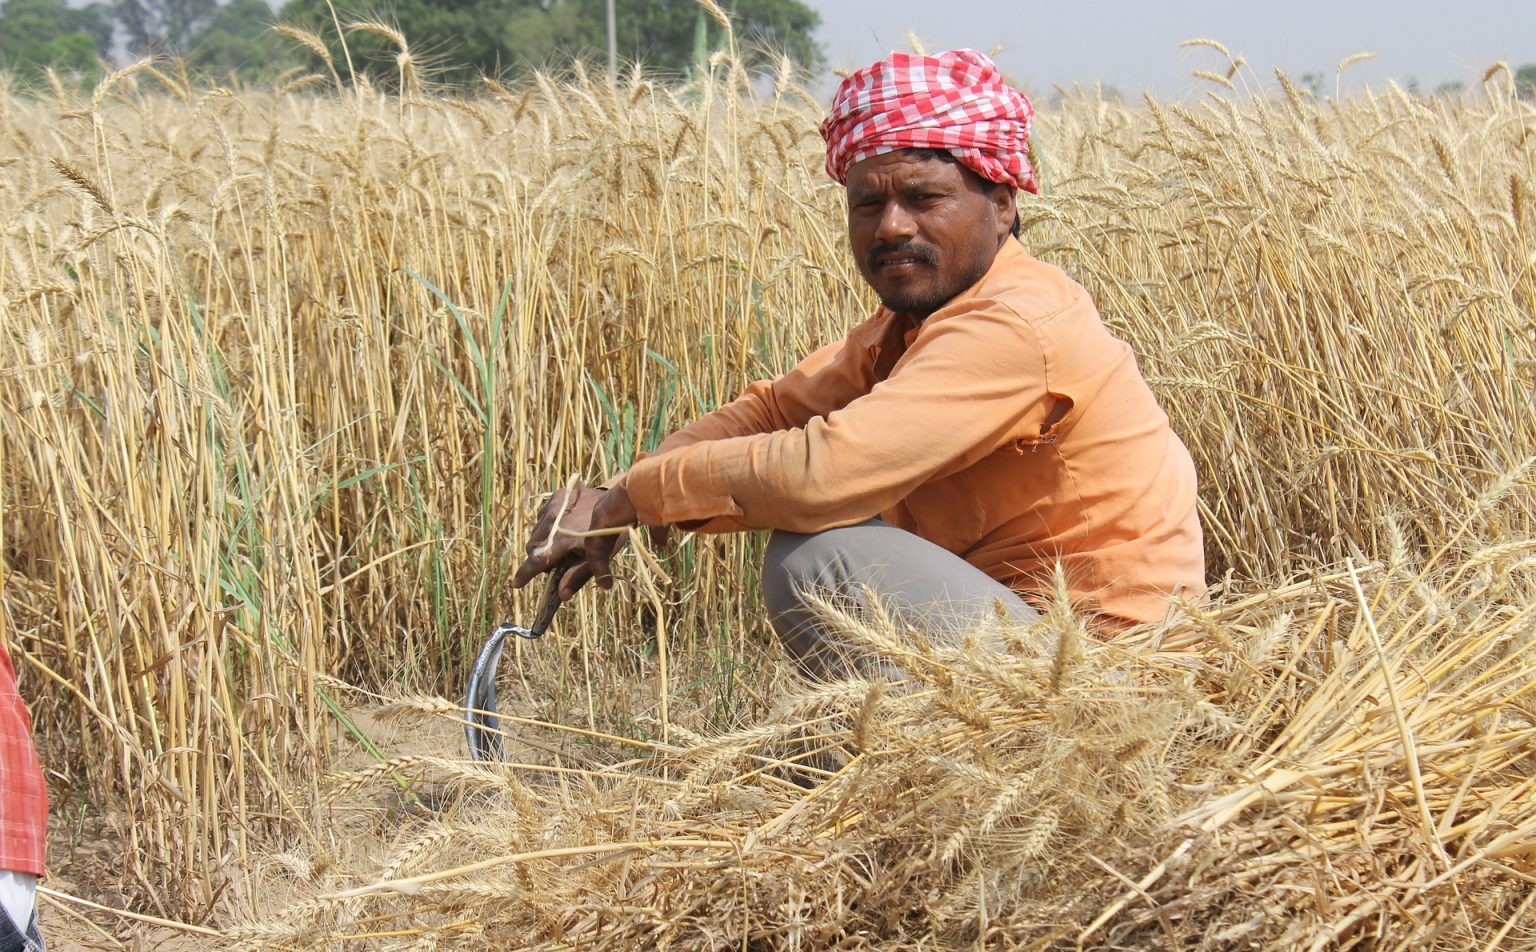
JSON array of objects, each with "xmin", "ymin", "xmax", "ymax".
[{"xmin": 761, "ymin": 519, "xmax": 1039, "ymax": 680}]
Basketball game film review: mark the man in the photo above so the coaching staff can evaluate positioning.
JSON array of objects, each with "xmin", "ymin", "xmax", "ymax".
[
  {"xmin": 0, "ymin": 640, "xmax": 46, "ymax": 952},
  {"xmin": 514, "ymin": 49, "xmax": 1204, "ymax": 678}
]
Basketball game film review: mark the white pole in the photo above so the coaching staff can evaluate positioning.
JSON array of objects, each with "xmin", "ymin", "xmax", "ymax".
[{"xmin": 606, "ymin": 0, "xmax": 617, "ymax": 82}]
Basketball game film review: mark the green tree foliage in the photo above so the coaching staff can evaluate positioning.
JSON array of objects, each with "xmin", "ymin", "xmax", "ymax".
[
  {"xmin": 276, "ymin": 0, "xmax": 562, "ymax": 87},
  {"xmin": 1516, "ymin": 63, "xmax": 1536, "ymax": 100},
  {"xmin": 184, "ymin": 0, "xmax": 300, "ymax": 81},
  {"xmin": 0, "ymin": 0, "xmax": 111, "ymax": 77},
  {"xmin": 2, "ymin": 0, "xmax": 822, "ymax": 90},
  {"xmin": 570, "ymin": 0, "xmax": 823, "ymax": 74},
  {"xmin": 115, "ymin": 0, "xmax": 218, "ymax": 55},
  {"xmin": 275, "ymin": 0, "xmax": 823, "ymax": 89}
]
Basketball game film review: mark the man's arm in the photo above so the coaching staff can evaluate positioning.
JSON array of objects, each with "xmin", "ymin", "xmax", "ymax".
[
  {"xmin": 624, "ymin": 303, "xmax": 1055, "ymax": 532},
  {"xmin": 644, "ymin": 332, "xmax": 877, "ymax": 458},
  {"xmin": 513, "ymin": 322, "xmax": 881, "ymax": 597}
]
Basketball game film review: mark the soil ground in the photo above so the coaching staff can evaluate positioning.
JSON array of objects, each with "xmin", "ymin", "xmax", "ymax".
[{"xmin": 36, "ymin": 703, "xmax": 479, "ymax": 949}]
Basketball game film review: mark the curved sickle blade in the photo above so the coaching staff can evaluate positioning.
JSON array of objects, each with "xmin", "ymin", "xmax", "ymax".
[
  {"xmin": 465, "ymin": 625, "xmax": 514, "ymax": 762},
  {"xmin": 464, "ymin": 570, "xmax": 566, "ymax": 762}
]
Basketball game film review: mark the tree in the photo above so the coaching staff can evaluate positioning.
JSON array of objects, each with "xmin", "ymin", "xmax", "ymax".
[
  {"xmin": 114, "ymin": 0, "xmax": 218, "ymax": 56},
  {"xmin": 275, "ymin": 0, "xmax": 823, "ymax": 89},
  {"xmin": 1517, "ymin": 63, "xmax": 1536, "ymax": 100},
  {"xmin": 0, "ymin": 0, "xmax": 111, "ymax": 78},
  {"xmin": 184, "ymin": 0, "xmax": 300, "ymax": 81},
  {"xmin": 277, "ymin": 0, "xmax": 557, "ymax": 87},
  {"xmin": 566, "ymin": 0, "xmax": 822, "ymax": 75}
]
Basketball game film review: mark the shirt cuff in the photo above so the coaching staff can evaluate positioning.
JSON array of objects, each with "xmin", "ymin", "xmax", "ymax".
[{"xmin": 625, "ymin": 448, "xmax": 745, "ymax": 526}]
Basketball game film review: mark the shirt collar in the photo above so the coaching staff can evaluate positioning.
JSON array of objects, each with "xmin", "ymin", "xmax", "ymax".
[{"xmin": 895, "ymin": 237, "xmax": 1025, "ymax": 346}]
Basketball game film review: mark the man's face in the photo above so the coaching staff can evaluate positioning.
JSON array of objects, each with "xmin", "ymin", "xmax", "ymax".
[{"xmin": 845, "ymin": 150, "xmax": 1016, "ymax": 320}]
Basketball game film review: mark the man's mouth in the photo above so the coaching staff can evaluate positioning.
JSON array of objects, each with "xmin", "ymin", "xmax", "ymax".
[{"xmin": 869, "ymin": 243, "xmax": 937, "ymax": 273}]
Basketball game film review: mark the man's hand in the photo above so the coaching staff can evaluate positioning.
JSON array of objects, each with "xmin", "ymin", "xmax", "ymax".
[
  {"xmin": 584, "ymin": 484, "xmax": 640, "ymax": 591},
  {"xmin": 511, "ymin": 485, "xmax": 606, "ymax": 600},
  {"xmin": 511, "ymin": 483, "xmax": 643, "ymax": 601}
]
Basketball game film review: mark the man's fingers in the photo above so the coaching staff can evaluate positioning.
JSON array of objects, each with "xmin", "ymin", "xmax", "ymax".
[
  {"xmin": 557, "ymin": 562, "xmax": 593, "ymax": 601},
  {"xmin": 515, "ymin": 503, "xmax": 587, "ymax": 589},
  {"xmin": 584, "ymin": 533, "xmax": 623, "ymax": 590},
  {"xmin": 516, "ymin": 487, "xmax": 631, "ymax": 597},
  {"xmin": 511, "ymin": 554, "xmax": 548, "ymax": 589},
  {"xmin": 522, "ymin": 492, "xmax": 567, "ymax": 555},
  {"xmin": 647, "ymin": 524, "xmax": 672, "ymax": 549},
  {"xmin": 515, "ymin": 486, "xmax": 610, "ymax": 591},
  {"xmin": 523, "ymin": 515, "xmax": 552, "ymax": 556}
]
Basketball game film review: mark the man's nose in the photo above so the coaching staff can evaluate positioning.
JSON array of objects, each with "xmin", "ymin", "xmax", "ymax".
[{"xmin": 875, "ymin": 201, "xmax": 917, "ymax": 241}]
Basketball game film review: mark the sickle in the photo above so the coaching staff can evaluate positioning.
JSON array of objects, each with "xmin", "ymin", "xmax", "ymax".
[{"xmin": 464, "ymin": 567, "xmax": 565, "ymax": 762}]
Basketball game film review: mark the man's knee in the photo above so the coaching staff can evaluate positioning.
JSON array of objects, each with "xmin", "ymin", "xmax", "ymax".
[
  {"xmin": 762, "ymin": 528, "xmax": 826, "ymax": 618},
  {"xmin": 761, "ymin": 525, "xmax": 867, "ymax": 678},
  {"xmin": 761, "ymin": 529, "xmax": 796, "ymax": 617},
  {"xmin": 762, "ymin": 522, "xmax": 872, "ymax": 614}
]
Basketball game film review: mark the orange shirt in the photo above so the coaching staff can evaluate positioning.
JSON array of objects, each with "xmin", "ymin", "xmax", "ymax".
[{"xmin": 623, "ymin": 239, "xmax": 1205, "ymax": 626}]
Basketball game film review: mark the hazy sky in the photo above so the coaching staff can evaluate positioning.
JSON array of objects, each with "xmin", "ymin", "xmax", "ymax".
[{"xmin": 806, "ymin": 0, "xmax": 1532, "ymax": 97}]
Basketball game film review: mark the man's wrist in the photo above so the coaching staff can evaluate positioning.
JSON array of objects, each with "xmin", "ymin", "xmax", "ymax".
[{"xmin": 590, "ymin": 482, "xmax": 639, "ymax": 530}]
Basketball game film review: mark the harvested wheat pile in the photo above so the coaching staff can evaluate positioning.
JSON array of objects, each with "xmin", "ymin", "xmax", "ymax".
[{"xmin": 231, "ymin": 534, "xmax": 1536, "ymax": 949}]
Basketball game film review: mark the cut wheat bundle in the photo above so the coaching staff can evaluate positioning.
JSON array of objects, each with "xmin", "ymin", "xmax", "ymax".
[{"xmin": 227, "ymin": 541, "xmax": 1535, "ymax": 950}]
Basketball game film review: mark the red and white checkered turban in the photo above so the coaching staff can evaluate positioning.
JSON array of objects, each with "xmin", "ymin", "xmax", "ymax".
[{"xmin": 819, "ymin": 49, "xmax": 1038, "ymax": 194}]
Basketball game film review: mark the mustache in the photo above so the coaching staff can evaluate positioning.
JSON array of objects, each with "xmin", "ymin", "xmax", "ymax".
[{"xmin": 867, "ymin": 241, "xmax": 938, "ymax": 270}]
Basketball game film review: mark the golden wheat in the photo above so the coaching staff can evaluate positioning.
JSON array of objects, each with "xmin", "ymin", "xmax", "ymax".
[{"xmin": 0, "ymin": 50, "xmax": 1533, "ymax": 948}]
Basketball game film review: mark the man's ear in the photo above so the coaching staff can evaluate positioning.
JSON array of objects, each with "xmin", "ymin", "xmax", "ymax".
[{"xmin": 992, "ymin": 184, "xmax": 1018, "ymax": 240}]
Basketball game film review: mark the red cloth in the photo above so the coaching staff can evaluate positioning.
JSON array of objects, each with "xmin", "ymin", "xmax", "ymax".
[
  {"xmin": 820, "ymin": 49, "xmax": 1038, "ymax": 194},
  {"xmin": 0, "ymin": 643, "xmax": 46, "ymax": 877}
]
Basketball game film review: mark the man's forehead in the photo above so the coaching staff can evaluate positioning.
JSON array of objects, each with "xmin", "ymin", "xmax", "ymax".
[{"xmin": 846, "ymin": 150, "xmax": 964, "ymax": 192}]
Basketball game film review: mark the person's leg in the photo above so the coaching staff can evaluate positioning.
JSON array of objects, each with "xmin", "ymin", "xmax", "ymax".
[
  {"xmin": 0, "ymin": 872, "xmax": 41, "ymax": 952},
  {"xmin": 761, "ymin": 518, "xmax": 1038, "ymax": 680}
]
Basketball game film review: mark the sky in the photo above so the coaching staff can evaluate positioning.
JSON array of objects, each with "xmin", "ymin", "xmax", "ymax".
[{"xmin": 804, "ymin": 0, "xmax": 1532, "ymax": 98}]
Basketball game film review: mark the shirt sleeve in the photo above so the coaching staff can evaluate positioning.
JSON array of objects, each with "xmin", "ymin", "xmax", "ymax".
[
  {"xmin": 624, "ymin": 302, "xmax": 1053, "ymax": 532},
  {"xmin": 599, "ymin": 321, "xmax": 880, "ymax": 494},
  {"xmin": 647, "ymin": 329, "xmax": 878, "ymax": 457}
]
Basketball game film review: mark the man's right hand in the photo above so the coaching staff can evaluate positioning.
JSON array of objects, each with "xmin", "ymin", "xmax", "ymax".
[{"xmin": 511, "ymin": 485, "xmax": 612, "ymax": 601}]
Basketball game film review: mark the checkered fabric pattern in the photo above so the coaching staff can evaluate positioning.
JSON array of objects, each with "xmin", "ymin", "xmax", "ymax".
[
  {"xmin": 0, "ymin": 645, "xmax": 46, "ymax": 878},
  {"xmin": 819, "ymin": 49, "xmax": 1038, "ymax": 194}
]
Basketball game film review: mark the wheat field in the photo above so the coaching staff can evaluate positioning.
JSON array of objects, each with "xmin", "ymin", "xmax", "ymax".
[{"xmin": 1, "ymin": 39, "xmax": 1534, "ymax": 949}]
